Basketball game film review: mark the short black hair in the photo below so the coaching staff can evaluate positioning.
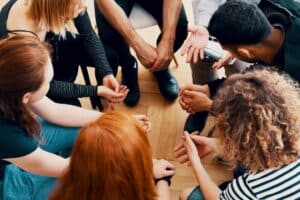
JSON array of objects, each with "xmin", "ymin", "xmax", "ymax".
[{"xmin": 208, "ymin": 0, "xmax": 272, "ymax": 46}]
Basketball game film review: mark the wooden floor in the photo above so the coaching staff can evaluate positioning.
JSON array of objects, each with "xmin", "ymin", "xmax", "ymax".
[{"xmin": 0, "ymin": 0, "xmax": 232, "ymax": 199}]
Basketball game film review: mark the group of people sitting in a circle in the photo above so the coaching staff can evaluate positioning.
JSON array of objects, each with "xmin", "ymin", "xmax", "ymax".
[{"xmin": 0, "ymin": 0, "xmax": 299, "ymax": 199}]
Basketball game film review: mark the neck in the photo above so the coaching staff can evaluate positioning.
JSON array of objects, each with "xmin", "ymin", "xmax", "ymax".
[{"xmin": 259, "ymin": 27, "xmax": 285, "ymax": 64}]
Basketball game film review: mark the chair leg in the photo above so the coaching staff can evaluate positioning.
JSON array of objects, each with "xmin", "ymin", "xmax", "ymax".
[
  {"xmin": 172, "ymin": 54, "xmax": 179, "ymax": 67},
  {"xmin": 80, "ymin": 65, "xmax": 98, "ymax": 109}
]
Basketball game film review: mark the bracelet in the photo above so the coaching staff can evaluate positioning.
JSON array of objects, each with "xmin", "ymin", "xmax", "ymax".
[{"xmin": 155, "ymin": 176, "xmax": 172, "ymax": 186}]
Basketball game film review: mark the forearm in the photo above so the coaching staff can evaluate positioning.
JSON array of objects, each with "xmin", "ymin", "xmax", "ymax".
[
  {"xmin": 5, "ymin": 148, "xmax": 69, "ymax": 178},
  {"xmin": 161, "ymin": 0, "xmax": 182, "ymax": 44},
  {"xmin": 192, "ymin": 162, "xmax": 220, "ymax": 200},
  {"xmin": 49, "ymin": 80, "xmax": 98, "ymax": 99},
  {"xmin": 96, "ymin": 0, "xmax": 143, "ymax": 50},
  {"xmin": 29, "ymin": 97, "xmax": 102, "ymax": 127},
  {"xmin": 156, "ymin": 180, "xmax": 171, "ymax": 200}
]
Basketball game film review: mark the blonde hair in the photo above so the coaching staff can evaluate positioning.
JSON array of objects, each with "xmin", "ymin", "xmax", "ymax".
[
  {"xmin": 211, "ymin": 68, "xmax": 300, "ymax": 173},
  {"xmin": 27, "ymin": 0, "xmax": 81, "ymax": 36}
]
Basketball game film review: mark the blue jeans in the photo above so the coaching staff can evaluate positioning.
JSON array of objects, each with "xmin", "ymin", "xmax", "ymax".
[
  {"xmin": 187, "ymin": 187, "xmax": 204, "ymax": 200},
  {"xmin": 1, "ymin": 119, "xmax": 79, "ymax": 200}
]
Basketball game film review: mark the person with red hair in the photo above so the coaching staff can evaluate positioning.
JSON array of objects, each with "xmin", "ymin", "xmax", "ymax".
[
  {"xmin": 0, "ymin": 35, "xmax": 150, "ymax": 200},
  {"xmin": 50, "ymin": 111, "xmax": 175, "ymax": 200}
]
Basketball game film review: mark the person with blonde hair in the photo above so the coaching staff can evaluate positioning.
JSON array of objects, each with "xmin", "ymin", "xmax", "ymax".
[
  {"xmin": 0, "ymin": 0, "xmax": 127, "ymax": 107},
  {"xmin": 0, "ymin": 35, "xmax": 150, "ymax": 200},
  {"xmin": 50, "ymin": 111, "xmax": 175, "ymax": 200},
  {"xmin": 175, "ymin": 68, "xmax": 300, "ymax": 200}
]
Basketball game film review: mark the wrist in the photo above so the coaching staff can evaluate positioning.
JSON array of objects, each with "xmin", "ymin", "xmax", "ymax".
[
  {"xmin": 155, "ymin": 176, "xmax": 172, "ymax": 186},
  {"xmin": 129, "ymin": 34, "xmax": 144, "ymax": 51},
  {"xmin": 205, "ymin": 99, "xmax": 213, "ymax": 111},
  {"xmin": 160, "ymin": 33, "xmax": 175, "ymax": 47},
  {"xmin": 97, "ymin": 86, "xmax": 103, "ymax": 96}
]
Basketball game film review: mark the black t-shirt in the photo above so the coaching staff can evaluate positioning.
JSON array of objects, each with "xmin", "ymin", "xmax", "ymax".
[{"xmin": 0, "ymin": 113, "xmax": 38, "ymax": 179}]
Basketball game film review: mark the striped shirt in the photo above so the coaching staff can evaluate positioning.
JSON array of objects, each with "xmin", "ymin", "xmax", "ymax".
[{"xmin": 220, "ymin": 158, "xmax": 300, "ymax": 200}]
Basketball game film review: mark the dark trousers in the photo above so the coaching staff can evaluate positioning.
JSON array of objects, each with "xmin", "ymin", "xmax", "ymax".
[
  {"xmin": 47, "ymin": 32, "xmax": 102, "ymax": 106},
  {"xmin": 94, "ymin": 0, "xmax": 188, "ymax": 75}
]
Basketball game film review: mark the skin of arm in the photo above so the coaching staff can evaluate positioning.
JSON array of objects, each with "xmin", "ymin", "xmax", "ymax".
[
  {"xmin": 95, "ymin": 0, "xmax": 145, "ymax": 51},
  {"xmin": 4, "ymin": 148, "xmax": 69, "ymax": 178},
  {"xmin": 161, "ymin": 0, "xmax": 181, "ymax": 45},
  {"xmin": 150, "ymin": 0, "xmax": 182, "ymax": 71},
  {"xmin": 156, "ymin": 180, "xmax": 171, "ymax": 200},
  {"xmin": 29, "ymin": 97, "xmax": 102, "ymax": 127},
  {"xmin": 192, "ymin": 161, "xmax": 220, "ymax": 200},
  {"xmin": 184, "ymin": 133, "xmax": 221, "ymax": 200}
]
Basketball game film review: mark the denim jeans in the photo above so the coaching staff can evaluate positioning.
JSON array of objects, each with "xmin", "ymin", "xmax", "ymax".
[{"xmin": 1, "ymin": 119, "xmax": 79, "ymax": 200}]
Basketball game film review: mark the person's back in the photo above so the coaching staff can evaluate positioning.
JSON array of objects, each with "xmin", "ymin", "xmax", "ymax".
[
  {"xmin": 177, "ymin": 68, "xmax": 300, "ymax": 200},
  {"xmin": 50, "ymin": 111, "xmax": 175, "ymax": 200}
]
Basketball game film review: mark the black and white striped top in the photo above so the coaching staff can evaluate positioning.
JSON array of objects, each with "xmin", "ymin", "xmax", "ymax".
[{"xmin": 220, "ymin": 158, "xmax": 300, "ymax": 200}]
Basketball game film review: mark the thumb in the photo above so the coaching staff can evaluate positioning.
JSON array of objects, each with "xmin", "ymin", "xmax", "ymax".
[
  {"xmin": 163, "ymin": 169, "xmax": 176, "ymax": 177},
  {"xmin": 183, "ymin": 90, "xmax": 199, "ymax": 98},
  {"xmin": 188, "ymin": 25, "xmax": 199, "ymax": 32},
  {"xmin": 115, "ymin": 84, "xmax": 120, "ymax": 93}
]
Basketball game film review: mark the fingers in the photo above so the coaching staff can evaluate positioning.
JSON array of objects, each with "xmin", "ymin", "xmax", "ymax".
[
  {"xmin": 212, "ymin": 53, "xmax": 233, "ymax": 69},
  {"xmin": 184, "ymin": 131, "xmax": 195, "ymax": 151},
  {"xmin": 165, "ymin": 161, "xmax": 176, "ymax": 170},
  {"xmin": 193, "ymin": 47, "xmax": 200, "ymax": 64},
  {"xmin": 173, "ymin": 145, "xmax": 187, "ymax": 159},
  {"xmin": 173, "ymin": 140, "xmax": 185, "ymax": 152},
  {"xmin": 163, "ymin": 168, "xmax": 176, "ymax": 177},
  {"xmin": 180, "ymin": 40, "xmax": 191, "ymax": 56},
  {"xmin": 183, "ymin": 90, "xmax": 198, "ymax": 98},
  {"xmin": 177, "ymin": 154, "xmax": 190, "ymax": 164},
  {"xmin": 144, "ymin": 121, "xmax": 152, "ymax": 132},
  {"xmin": 190, "ymin": 135, "xmax": 207, "ymax": 144},
  {"xmin": 187, "ymin": 25, "xmax": 198, "ymax": 32},
  {"xmin": 199, "ymin": 49, "xmax": 205, "ymax": 60},
  {"xmin": 186, "ymin": 46, "xmax": 195, "ymax": 63}
]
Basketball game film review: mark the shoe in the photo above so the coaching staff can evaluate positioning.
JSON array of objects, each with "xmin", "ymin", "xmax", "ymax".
[
  {"xmin": 153, "ymin": 69, "xmax": 179, "ymax": 101},
  {"xmin": 184, "ymin": 112, "xmax": 209, "ymax": 133},
  {"xmin": 121, "ymin": 60, "xmax": 140, "ymax": 106}
]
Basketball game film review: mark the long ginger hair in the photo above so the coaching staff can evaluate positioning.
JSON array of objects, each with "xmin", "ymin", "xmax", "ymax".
[
  {"xmin": 50, "ymin": 111, "xmax": 156, "ymax": 200},
  {"xmin": 0, "ymin": 35, "xmax": 50, "ymax": 137}
]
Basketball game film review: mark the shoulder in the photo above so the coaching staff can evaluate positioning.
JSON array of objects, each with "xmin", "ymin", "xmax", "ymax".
[
  {"xmin": 220, "ymin": 173, "xmax": 257, "ymax": 200},
  {"xmin": 0, "ymin": 115, "xmax": 38, "ymax": 160}
]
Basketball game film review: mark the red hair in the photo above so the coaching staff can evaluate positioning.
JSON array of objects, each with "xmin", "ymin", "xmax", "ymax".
[
  {"xmin": 50, "ymin": 111, "xmax": 156, "ymax": 200},
  {"xmin": 0, "ymin": 35, "xmax": 50, "ymax": 137}
]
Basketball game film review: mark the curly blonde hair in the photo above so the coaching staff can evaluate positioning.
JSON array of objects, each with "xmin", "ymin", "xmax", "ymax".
[{"xmin": 211, "ymin": 68, "xmax": 300, "ymax": 173}]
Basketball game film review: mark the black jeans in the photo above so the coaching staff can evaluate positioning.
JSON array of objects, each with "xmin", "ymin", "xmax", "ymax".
[
  {"xmin": 94, "ymin": 0, "xmax": 188, "ymax": 75},
  {"xmin": 47, "ymin": 32, "xmax": 103, "ymax": 106}
]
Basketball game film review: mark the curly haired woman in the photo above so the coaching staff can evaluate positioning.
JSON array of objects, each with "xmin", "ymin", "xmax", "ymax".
[{"xmin": 175, "ymin": 68, "xmax": 300, "ymax": 200}]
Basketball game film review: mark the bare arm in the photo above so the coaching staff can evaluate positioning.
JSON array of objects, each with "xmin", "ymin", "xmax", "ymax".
[
  {"xmin": 4, "ymin": 148, "xmax": 68, "ymax": 178},
  {"xmin": 184, "ymin": 133, "xmax": 220, "ymax": 200},
  {"xmin": 95, "ymin": 0, "xmax": 157, "ymax": 67},
  {"xmin": 156, "ymin": 180, "xmax": 171, "ymax": 200},
  {"xmin": 161, "ymin": 0, "xmax": 182, "ymax": 45},
  {"xmin": 29, "ymin": 97, "xmax": 101, "ymax": 127},
  {"xmin": 96, "ymin": 0, "xmax": 143, "ymax": 50},
  {"xmin": 193, "ymin": 161, "xmax": 220, "ymax": 200},
  {"xmin": 150, "ymin": 0, "xmax": 182, "ymax": 71}
]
